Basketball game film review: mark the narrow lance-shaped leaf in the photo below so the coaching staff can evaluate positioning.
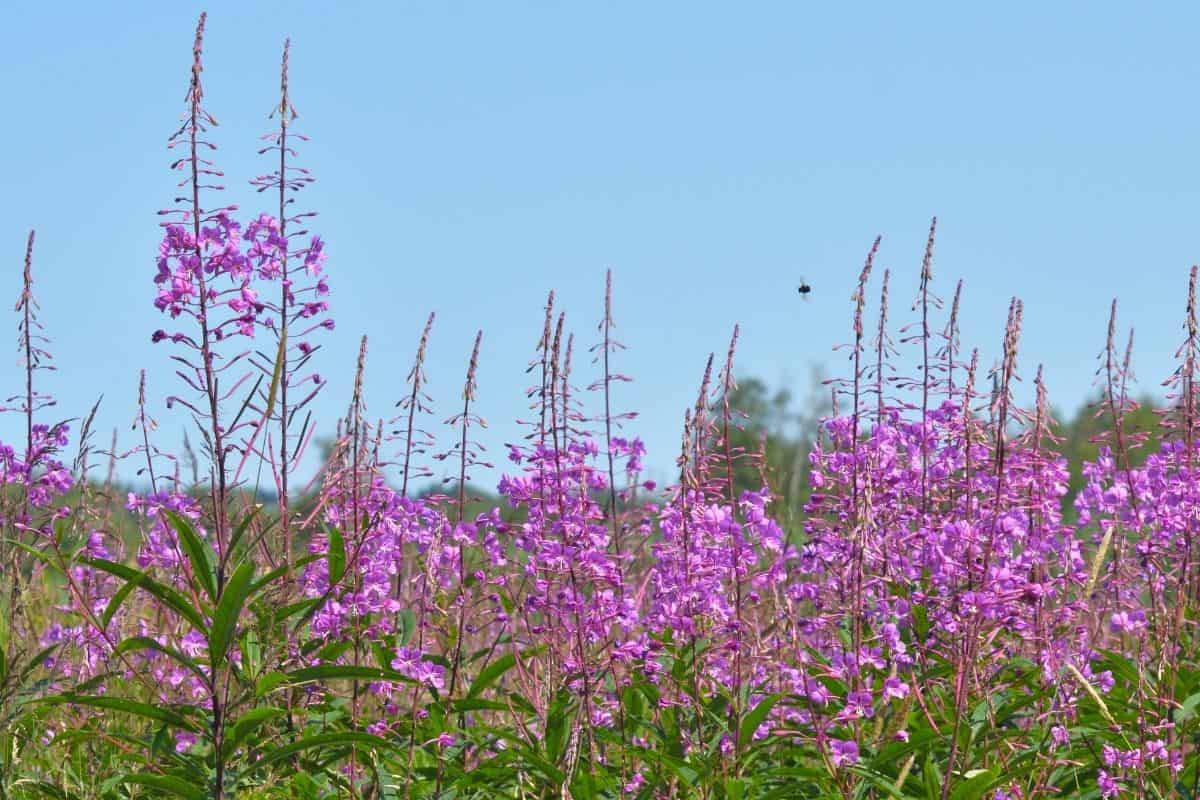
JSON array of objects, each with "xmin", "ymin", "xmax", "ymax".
[
  {"xmin": 738, "ymin": 693, "xmax": 781, "ymax": 754},
  {"xmin": 327, "ymin": 526, "xmax": 346, "ymax": 586},
  {"xmin": 112, "ymin": 636, "xmax": 208, "ymax": 684},
  {"xmin": 123, "ymin": 774, "xmax": 205, "ymax": 800},
  {"xmin": 468, "ymin": 652, "xmax": 517, "ymax": 698},
  {"xmin": 101, "ymin": 574, "xmax": 143, "ymax": 629},
  {"xmin": 41, "ymin": 695, "xmax": 202, "ymax": 732},
  {"xmin": 242, "ymin": 731, "xmax": 400, "ymax": 776},
  {"xmin": 284, "ymin": 664, "xmax": 415, "ymax": 686},
  {"xmin": 83, "ymin": 558, "xmax": 208, "ymax": 633},
  {"xmin": 164, "ymin": 510, "xmax": 217, "ymax": 601},
  {"xmin": 209, "ymin": 560, "xmax": 255, "ymax": 668},
  {"xmin": 224, "ymin": 706, "xmax": 287, "ymax": 755},
  {"xmin": 249, "ymin": 552, "xmax": 321, "ymax": 595},
  {"xmin": 264, "ymin": 327, "xmax": 287, "ymax": 423},
  {"xmin": 228, "ymin": 502, "xmax": 265, "ymax": 557}
]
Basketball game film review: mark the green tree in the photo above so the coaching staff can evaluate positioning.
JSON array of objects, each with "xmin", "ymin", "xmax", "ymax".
[
  {"xmin": 724, "ymin": 367, "xmax": 829, "ymax": 537},
  {"xmin": 1057, "ymin": 393, "xmax": 1165, "ymax": 518}
]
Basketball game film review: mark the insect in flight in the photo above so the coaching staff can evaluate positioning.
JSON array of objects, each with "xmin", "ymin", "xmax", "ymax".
[{"xmin": 797, "ymin": 277, "xmax": 812, "ymax": 299}]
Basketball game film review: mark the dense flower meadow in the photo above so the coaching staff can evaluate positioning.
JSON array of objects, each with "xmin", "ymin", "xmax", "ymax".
[{"xmin": 2, "ymin": 14, "xmax": 1200, "ymax": 800}]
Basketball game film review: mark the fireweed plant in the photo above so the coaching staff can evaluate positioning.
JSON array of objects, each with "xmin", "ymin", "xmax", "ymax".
[{"xmin": 3, "ymin": 15, "xmax": 1200, "ymax": 800}]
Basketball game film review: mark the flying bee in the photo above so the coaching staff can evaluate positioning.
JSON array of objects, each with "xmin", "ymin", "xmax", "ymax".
[{"xmin": 797, "ymin": 277, "xmax": 812, "ymax": 299}]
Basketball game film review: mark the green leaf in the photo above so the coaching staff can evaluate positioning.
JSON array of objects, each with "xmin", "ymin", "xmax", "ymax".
[
  {"xmin": 398, "ymin": 608, "xmax": 417, "ymax": 646},
  {"xmin": 249, "ymin": 552, "xmax": 320, "ymax": 595},
  {"xmin": 738, "ymin": 693, "xmax": 780, "ymax": 752},
  {"xmin": 314, "ymin": 639, "xmax": 353, "ymax": 663},
  {"xmin": 545, "ymin": 690, "xmax": 571, "ymax": 762},
  {"xmin": 485, "ymin": 736, "xmax": 564, "ymax": 785},
  {"xmin": 570, "ymin": 769, "xmax": 599, "ymax": 800},
  {"xmin": 922, "ymin": 751, "xmax": 942, "ymax": 800},
  {"xmin": 452, "ymin": 698, "xmax": 512, "ymax": 713},
  {"xmin": 114, "ymin": 633, "xmax": 206, "ymax": 686},
  {"xmin": 288, "ymin": 594, "xmax": 333, "ymax": 633},
  {"xmin": 327, "ymin": 527, "xmax": 346, "ymax": 586},
  {"xmin": 1177, "ymin": 691, "xmax": 1200, "ymax": 723},
  {"xmin": 228, "ymin": 503, "xmax": 264, "ymax": 555},
  {"xmin": 661, "ymin": 705, "xmax": 684, "ymax": 759},
  {"xmin": 1097, "ymin": 651, "xmax": 1144, "ymax": 690},
  {"xmin": 950, "ymin": 769, "xmax": 997, "ymax": 800},
  {"xmin": 164, "ymin": 510, "xmax": 217, "ymax": 602},
  {"xmin": 242, "ymin": 626, "xmax": 262, "ymax": 675},
  {"xmin": 112, "ymin": 637, "xmax": 207, "ymax": 683},
  {"xmin": 209, "ymin": 560, "xmax": 255, "ymax": 668},
  {"xmin": 285, "ymin": 664, "xmax": 414, "ymax": 686},
  {"xmin": 672, "ymin": 638, "xmax": 710, "ymax": 684},
  {"xmin": 371, "ymin": 640, "xmax": 394, "ymax": 671},
  {"xmin": 871, "ymin": 730, "xmax": 939, "ymax": 771},
  {"xmin": 22, "ymin": 781, "xmax": 69, "ymax": 799},
  {"xmin": 43, "ymin": 695, "xmax": 201, "ymax": 732},
  {"xmin": 256, "ymin": 671, "xmax": 288, "ymax": 698},
  {"xmin": 123, "ymin": 774, "xmax": 205, "ymax": 800},
  {"xmin": 469, "ymin": 652, "xmax": 516, "ymax": 698},
  {"xmin": 243, "ymin": 732, "xmax": 398, "ymax": 776},
  {"xmin": 226, "ymin": 706, "xmax": 286, "ymax": 754},
  {"xmin": 846, "ymin": 769, "xmax": 909, "ymax": 799},
  {"xmin": 2, "ymin": 538, "xmax": 64, "ymax": 575},
  {"xmin": 505, "ymin": 691, "xmax": 538, "ymax": 715},
  {"xmin": 82, "ymin": 558, "xmax": 208, "ymax": 633},
  {"xmin": 264, "ymin": 328, "xmax": 287, "ymax": 422},
  {"xmin": 150, "ymin": 723, "xmax": 174, "ymax": 758},
  {"xmin": 273, "ymin": 598, "xmax": 323, "ymax": 630},
  {"xmin": 912, "ymin": 602, "xmax": 930, "ymax": 643},
  {"xmin": 101, "ymin": 573, "xmax": 143, "ymax": 629}
]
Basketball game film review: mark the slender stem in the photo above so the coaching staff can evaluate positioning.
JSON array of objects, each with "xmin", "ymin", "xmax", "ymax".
[
  {"xmin": 185, "ymin": 15, "xmax": 229, "ymax": 582},
  {"xmin": 601, "ymin": 271, "xmax": 624, "ymax": 592},
  {"xmin": 277, "ymin": 41, "xmax": 292, "ymax": 570},
  {"xmin": 917, "ymin": 217, "xmax": 936, "ymax": 514}
]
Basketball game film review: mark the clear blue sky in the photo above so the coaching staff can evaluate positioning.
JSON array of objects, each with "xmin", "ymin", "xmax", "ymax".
[{"xmin": 2, "ymin": 2, "xmax": 1198, "ymax": 490}]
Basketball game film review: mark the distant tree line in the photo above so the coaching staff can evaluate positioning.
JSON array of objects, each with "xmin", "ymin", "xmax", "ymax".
[{"xmin": 721, "ymin": 374, "xmax": 1167, "ymax": 531}]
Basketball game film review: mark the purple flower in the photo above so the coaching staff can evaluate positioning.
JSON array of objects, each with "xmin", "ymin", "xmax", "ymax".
[
  {"xmin": 829, "ymin": 738, "xmax": 859, "ymax": 768},
  {"xmin": 1144, "ymin": 739, "xmax": 1168, "ymax": 762},
  {"xmin": 1098, "ymin": 769, "xmax": 1120, "ymax": 799},
  {"xmin": 883, "ymin": 677, "xmax": 909, "ymax": 701},
  {"xmin": 1050, "ymin": 725, "xmax": 1069, "ymax": 747}
]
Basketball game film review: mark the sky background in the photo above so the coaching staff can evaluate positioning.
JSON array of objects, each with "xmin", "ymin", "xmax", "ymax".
[{"xmin": 2, "ymin": 2, "xmax": 1199, "ymax": 491}]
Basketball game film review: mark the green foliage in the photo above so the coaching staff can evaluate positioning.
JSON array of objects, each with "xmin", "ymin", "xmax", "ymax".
[
  {"xmin": 1058, "ymin": 392, "xmax": 1165, "ymax": 517},
  {"xmin": 6, "ymin": 375, "xmax": 1195, "ymax": 800},
  {"xmin": 722, "ymin": 369, "xmax": 828, "ymax": 536}
]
